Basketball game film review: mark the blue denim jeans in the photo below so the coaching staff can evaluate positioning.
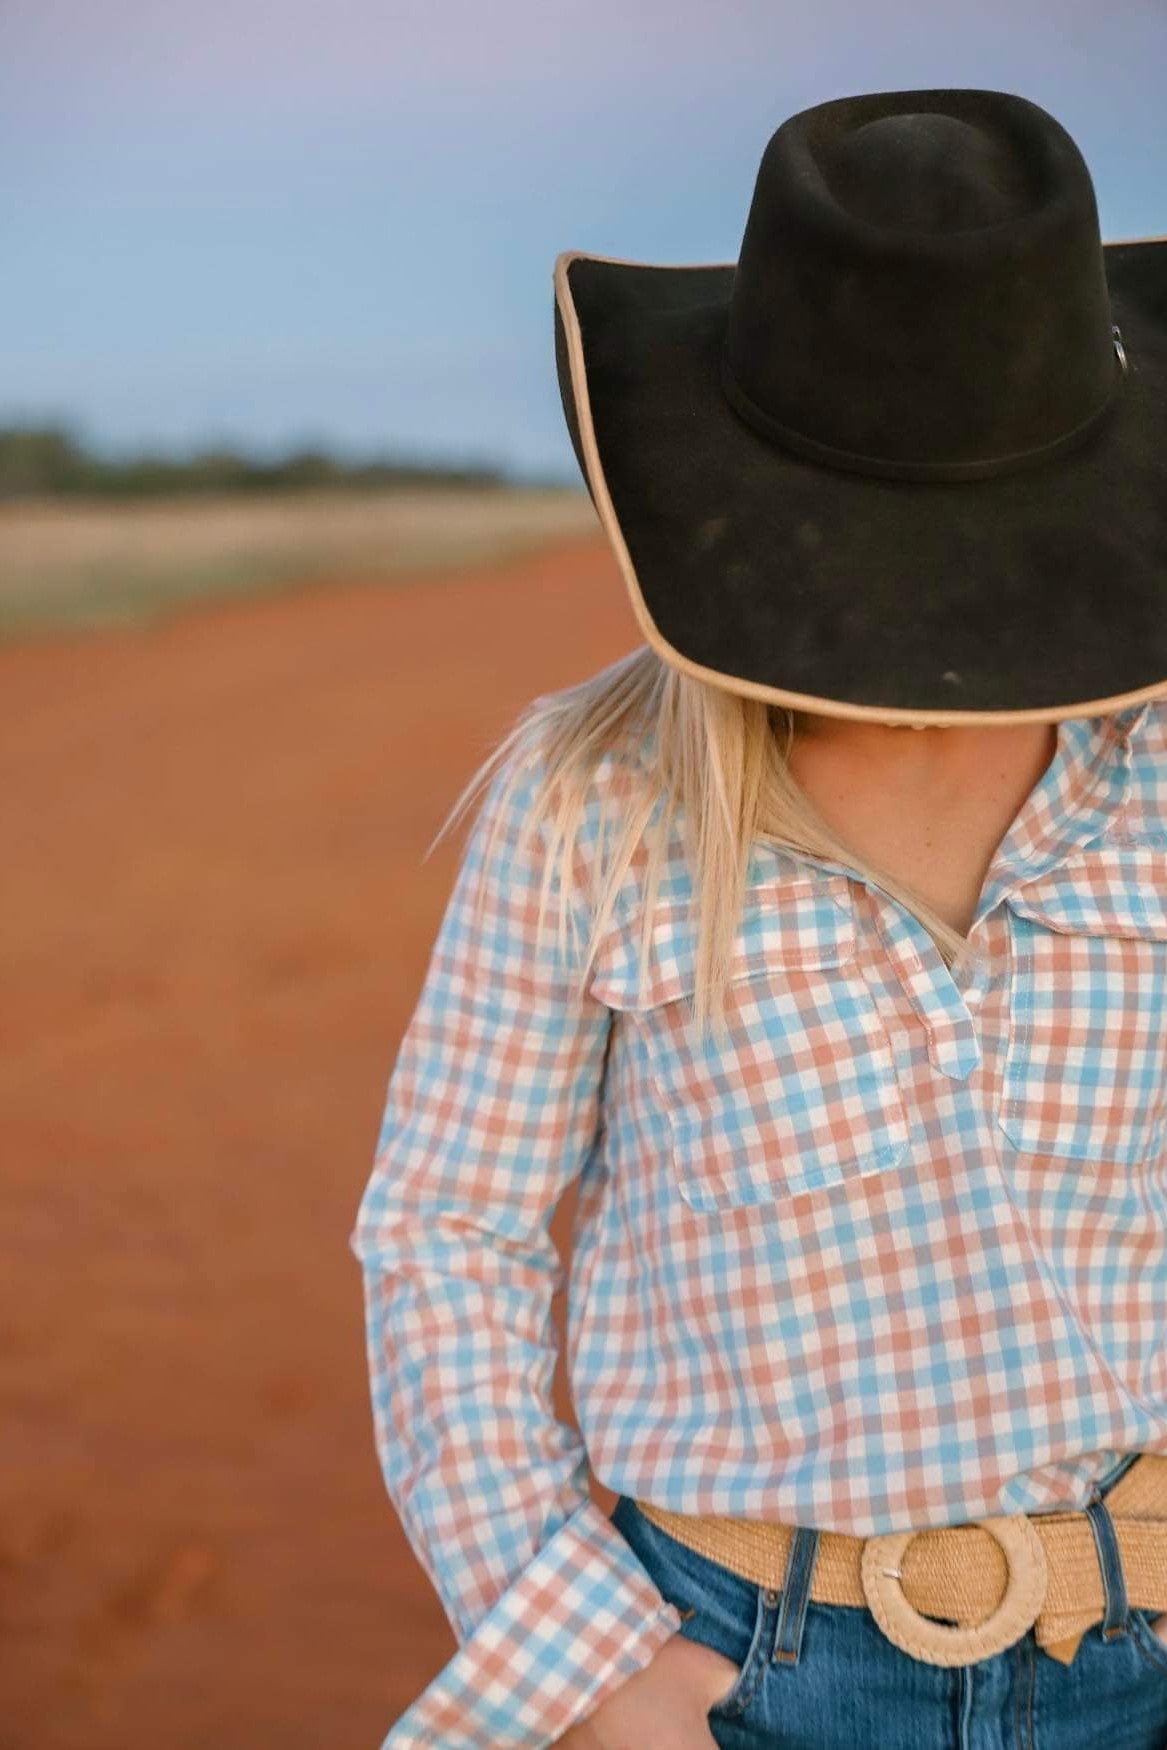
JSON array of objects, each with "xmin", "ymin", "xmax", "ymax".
[{"xmin": 609, "ymin": 1455, "xmax": 1167, "ymax": 1748}]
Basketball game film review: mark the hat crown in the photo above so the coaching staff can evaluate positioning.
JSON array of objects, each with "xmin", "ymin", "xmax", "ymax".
[
  {"xmin": 722, "ymin": 88, "xmax": 1123, "ymax": 481},
  {"xmin": 822, "ymin": 112, "xmax": 1030, "ymax": 231}
]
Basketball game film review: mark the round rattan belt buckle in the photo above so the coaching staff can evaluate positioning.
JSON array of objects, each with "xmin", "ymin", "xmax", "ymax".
[{"xmin": 860, "ymin": 1513, "xmax": 1048, "ymax": 1667}]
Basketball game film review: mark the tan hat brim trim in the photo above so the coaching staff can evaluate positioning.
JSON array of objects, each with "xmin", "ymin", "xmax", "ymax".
[{"xmin": 553, "ymin": 242, "xmax": 1167, "ymax": 728}]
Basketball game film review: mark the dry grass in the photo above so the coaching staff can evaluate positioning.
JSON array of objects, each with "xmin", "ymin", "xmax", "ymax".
[{"xmin": 0, "ymin": 484, "xmax": 598, "ymax": 640}]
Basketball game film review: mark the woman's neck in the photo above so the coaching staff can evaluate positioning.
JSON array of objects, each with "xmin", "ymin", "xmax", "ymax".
[{"xmin": 787, "ymin": 710, "xmax": 1059, "ymax": 808}]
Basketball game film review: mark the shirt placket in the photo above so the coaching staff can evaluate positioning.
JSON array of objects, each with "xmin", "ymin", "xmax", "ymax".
[
  {"xmin": 774, "ymin": 844, "xmax": 985, "ymax": 1080},
  {"xmin": 868, "ymin": 900, "xmax": 984, "ymax": 1079}
]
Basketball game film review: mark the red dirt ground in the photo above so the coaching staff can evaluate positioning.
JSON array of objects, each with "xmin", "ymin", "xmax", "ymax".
[{"xmin": 0, "ymin": 535, "xmax": 636, "ymax": 1750}]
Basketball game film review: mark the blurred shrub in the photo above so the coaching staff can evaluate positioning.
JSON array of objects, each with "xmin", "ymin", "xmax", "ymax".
[{"xmin": 0, "ymin": 424, "xmax": 514, "ymax": 500}]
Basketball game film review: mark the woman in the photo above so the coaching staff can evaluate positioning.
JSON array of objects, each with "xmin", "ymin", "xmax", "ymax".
[{"xmin": 350, "ymin": 88, "xmax": 1167, "ymax": 1748}]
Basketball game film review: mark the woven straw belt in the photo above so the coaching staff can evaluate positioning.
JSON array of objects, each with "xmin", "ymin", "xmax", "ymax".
[{"xmin": 634, "ymin": 1452, "xmax": 1167, "ymax": 1669}]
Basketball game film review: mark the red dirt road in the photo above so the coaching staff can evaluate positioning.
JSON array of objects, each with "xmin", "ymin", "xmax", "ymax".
[{"xmin": 0, "ymin": 536, "xmax": 636, "ymax": 1750}]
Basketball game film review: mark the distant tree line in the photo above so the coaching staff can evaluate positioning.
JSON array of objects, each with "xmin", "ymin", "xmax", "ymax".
[{"xmin": 0, "ymin": 424, "xmax": 545, "ymax": 500}]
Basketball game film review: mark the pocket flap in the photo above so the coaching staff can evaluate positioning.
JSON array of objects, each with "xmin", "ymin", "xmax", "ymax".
[
  {"xmin": 1004, "ymin": 843, "xmax": 1167, "ymax": 940},
  {"xmin": 588, "ymin": 870, "xmax": 856, "ymax": 1010}
]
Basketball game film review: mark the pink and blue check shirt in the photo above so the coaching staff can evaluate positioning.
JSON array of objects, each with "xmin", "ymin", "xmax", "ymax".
[{"xmin": 349, "ymin": 694, "xmax": 1167, "ymax": 1748}]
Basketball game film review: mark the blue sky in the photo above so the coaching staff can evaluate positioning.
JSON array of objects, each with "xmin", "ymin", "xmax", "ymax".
[{"xmin": 2, "ymin": 0, "xmax": 1163, "ymax": 479}]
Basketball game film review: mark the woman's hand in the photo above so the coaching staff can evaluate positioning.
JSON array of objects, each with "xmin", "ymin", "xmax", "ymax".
[
  {"xmin": 1147, "ymin": 1612, "xmax": 1167, "ymax": 1646},
  {"xmin": 553, "ymin": 1631, "xmax": 743, "ymax": 1748}
]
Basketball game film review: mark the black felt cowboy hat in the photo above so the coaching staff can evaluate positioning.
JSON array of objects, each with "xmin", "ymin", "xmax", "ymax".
[{"xmin": 553, "ymin": 87, "xmax": 1167, "ymax": 726}]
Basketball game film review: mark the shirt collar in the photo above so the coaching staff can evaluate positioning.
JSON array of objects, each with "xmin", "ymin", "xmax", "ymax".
[{"xmin": 991, "ymin": 698, "xmax": 1153, "ymax": 889}]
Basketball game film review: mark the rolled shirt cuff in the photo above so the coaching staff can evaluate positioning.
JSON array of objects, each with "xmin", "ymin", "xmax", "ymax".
[{"xmin": 381, "ymin": 1498, "xmax": 685, "ymax": 1749}]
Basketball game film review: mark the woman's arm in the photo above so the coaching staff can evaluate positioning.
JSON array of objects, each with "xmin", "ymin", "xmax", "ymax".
[{"xmin": 349, "ymin": 749, "xmax": 684, "ymax": 1748}]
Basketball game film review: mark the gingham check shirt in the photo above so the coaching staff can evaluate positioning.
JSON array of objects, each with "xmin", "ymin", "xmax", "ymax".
[{"xmin": 349, "ymin": 695, "xmax": 1167, "ymax": 1749}]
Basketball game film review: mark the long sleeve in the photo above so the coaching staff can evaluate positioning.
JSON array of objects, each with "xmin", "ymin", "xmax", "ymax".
[{"xmin": 348, "ymin": 745, "xmax": 683, "ymax": 1749}]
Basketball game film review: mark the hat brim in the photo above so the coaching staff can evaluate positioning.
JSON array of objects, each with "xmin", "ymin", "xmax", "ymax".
[{"xmin": 554, "ymin": 237, "xmax": 1167, "ymax": 724}]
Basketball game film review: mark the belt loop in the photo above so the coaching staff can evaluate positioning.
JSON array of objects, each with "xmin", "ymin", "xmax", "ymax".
[
  {"xmin": 1085, "ymin": 1485, "xmax": 1129, "ymax": 1641},
  {"xmin": 772, "ymin": 1526, "xmax": 821, "ymax": 1665}
]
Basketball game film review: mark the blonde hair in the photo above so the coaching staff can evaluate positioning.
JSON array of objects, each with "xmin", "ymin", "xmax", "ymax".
[{"xmin": 428, "ymin": 646, "xmax": 987, "ymax": 1042}]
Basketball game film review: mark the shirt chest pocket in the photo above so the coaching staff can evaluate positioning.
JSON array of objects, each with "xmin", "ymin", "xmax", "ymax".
[
  {"xmin": 587, "ymin": 872, "xmax": 913, "ymax": 1213},
  {"xmin": 999, "ymin": 843, "xmax": 1167, "ymax": 1164}
]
